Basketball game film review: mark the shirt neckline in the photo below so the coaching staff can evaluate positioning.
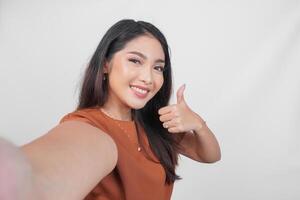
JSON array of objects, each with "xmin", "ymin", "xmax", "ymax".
[{"xmin": 98, "ymin": 107, "xmax": 136, "ymax": 125}]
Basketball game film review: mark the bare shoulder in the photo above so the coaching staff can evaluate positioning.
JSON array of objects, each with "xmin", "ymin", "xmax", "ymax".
[{"xmin": 42, "ymin": 120, "xmax": 117, "ymax": 151}]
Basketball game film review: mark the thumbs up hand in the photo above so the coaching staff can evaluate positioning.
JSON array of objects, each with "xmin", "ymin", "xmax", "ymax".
[{"xmin": 158, "ymin": 84, "xmax": 205, "ymax": 133}]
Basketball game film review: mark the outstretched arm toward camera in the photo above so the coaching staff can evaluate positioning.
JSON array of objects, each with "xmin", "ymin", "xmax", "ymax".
[
  {"xmin": 21, "ymin": 121, "xmax": 118, "ymax": 200},
  {"xmin": 0, "ymin": 121, "xmax": 118, "ymax": 200},
  {"xmin": 0, "ymin": 138, "xmax": 34, "ymax": 200}
]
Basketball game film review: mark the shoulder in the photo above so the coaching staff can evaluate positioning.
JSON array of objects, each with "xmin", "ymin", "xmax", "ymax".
[
  {"xmin": 56, "ymin": 109, "xmax": 118, "ymax": 159},
  {"xmin": 59, "ymin": 108, "xmax": 97, "ymax": 125},
  {"xmin": 59, "ymin": 107, "xmax": 109, "ymax": 130}
]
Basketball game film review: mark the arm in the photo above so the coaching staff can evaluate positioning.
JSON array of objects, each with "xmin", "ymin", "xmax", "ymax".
[
  {"xmin": 176, "ymin": 119, "xmax": 221, "ymax": 163},
  {"xmin": 159, "ymin": 84, "xmax": 221, "ymax": 164},
  {"xmin": 0, "ymin": 138, "xmax": 34, "ymax": 200},
  {"xmin": 19, "ymin": 121, "xmax": 117, "ymax": 200}
]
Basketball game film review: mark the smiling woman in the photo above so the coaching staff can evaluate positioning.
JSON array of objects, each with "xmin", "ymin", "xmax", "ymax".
[
  {"xmin": 0, "ymin": 19, "xmax": 221, "ymax": 200},
  {"xmin": 102, "ymin": 35, "xmax": 165, "ymax": 110}
]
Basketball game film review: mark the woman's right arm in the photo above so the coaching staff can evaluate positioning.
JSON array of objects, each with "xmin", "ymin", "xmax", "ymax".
[{"xmin": 3, "ymin": 121, "xmax": 118, "ymax": 200}]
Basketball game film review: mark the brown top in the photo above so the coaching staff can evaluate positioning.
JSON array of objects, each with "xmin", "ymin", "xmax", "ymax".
[{"xmin": 59, "ymin": 107, "xmax": 176, "ymax": 200}]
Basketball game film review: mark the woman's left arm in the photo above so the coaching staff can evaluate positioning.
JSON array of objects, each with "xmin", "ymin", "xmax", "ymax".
[
  {"xmin": 175, "ymin": 118, "xmax": 221, "ymax": 163},
  {"xmin": 158, "ymin": 84, "xmax": 221, "ymax": 163}
]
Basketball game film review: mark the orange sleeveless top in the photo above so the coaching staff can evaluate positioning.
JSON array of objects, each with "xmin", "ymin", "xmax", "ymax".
[{"xmin": 59, "ymin": 107, "xmax": 175, "ymax": 200}]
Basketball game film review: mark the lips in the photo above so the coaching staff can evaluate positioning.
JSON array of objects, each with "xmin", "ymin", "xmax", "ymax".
[
  {"xmin": 130, "ymin": 85, "xmax": 150, "ymax": 92},
  {"xmin": 130, "ymin": 85, "xmax": 150, "ymax": 98}
]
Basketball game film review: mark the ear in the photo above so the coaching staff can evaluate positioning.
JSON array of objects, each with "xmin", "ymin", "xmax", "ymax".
[{"xmin": 103, "ymin": 61, "xmax": 109, "ymax": 73}]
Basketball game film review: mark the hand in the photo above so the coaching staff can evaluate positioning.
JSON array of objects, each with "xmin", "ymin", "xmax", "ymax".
[{"xmin": 158, "ymin": 84, "xmax": 205, "ymax": 133}]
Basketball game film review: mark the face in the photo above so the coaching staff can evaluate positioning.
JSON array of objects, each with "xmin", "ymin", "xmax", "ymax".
[{"xmin": 104, "ymin": 34, "xmax": 165, "ymax": 110}]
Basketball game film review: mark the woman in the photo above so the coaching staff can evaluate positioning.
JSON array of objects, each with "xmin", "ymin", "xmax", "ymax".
[{"xmin": 0, "ymin": 19, "xmax": 221, "ymax": 200}]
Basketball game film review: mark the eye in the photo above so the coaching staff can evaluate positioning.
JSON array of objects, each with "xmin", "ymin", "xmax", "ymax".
[
  {"xmin": 129, "ymin": 58, "xmax": 141, "ymax": 64},
  {"xmin": 154, "ymin": 66, "xmax": 165, "ymax": 72}
]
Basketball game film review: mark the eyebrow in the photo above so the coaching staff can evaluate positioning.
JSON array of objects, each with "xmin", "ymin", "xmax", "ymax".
[{"xmin": 127, "ymin": 51, "xmax": 165, "ymax": 63}]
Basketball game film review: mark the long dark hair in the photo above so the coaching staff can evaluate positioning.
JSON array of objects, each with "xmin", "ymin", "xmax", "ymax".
[{"xmin": 76, "ymin": 19, "xmax": 182, "ymax": 184}]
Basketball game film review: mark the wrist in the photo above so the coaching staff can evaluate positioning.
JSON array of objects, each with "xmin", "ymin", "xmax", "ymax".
[{"xmin": 193, "ymin": 117, "xmax": 207, "ymax": 134}]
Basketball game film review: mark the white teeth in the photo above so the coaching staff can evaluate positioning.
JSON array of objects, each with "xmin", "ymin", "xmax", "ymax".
[{"xmin": 130, "ymin": 86, "xmax": 148, "ymax": 94}]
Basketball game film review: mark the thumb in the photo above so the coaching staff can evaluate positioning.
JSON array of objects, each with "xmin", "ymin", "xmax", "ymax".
[{"xmin": 176, "ymin": 84, "xmax": 186, "ymax": 104}]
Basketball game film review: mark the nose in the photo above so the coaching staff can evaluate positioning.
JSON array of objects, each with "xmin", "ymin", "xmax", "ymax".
[{"xmin": 139, "ymin": 65, "xmax": 153, "ymax": 85}]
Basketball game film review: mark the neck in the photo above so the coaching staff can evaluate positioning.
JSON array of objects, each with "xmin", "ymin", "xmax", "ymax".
[{"xmin": 101, "ymin": 103, "xmax": 132, "ymax": 121}]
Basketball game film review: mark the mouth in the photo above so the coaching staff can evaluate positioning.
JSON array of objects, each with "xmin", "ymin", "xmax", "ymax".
[{"xmin": 130, "ymin": 85, "xmax": 150, "ymax": 99}]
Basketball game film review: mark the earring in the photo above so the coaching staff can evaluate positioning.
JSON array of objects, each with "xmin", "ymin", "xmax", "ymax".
[{"xmin": 103, "ymin": 73, "xmax": 107, "ymax": 80}]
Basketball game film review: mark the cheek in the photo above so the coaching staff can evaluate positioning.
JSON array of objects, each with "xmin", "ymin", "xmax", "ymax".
[{"xmin": 154, "ymin": 75, "xmax": 164, "ymax": 91}]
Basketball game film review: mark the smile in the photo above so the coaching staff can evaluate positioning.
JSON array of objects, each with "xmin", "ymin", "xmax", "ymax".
[
  {"xmin": 130, "ymin": 85, "xmax": 150, "ymax": 99},
  {"xmin": 130, "ymin": 86, "xmax": 148, "ymax": 94}
]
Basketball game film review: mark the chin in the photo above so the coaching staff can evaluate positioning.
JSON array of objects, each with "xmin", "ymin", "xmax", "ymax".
[
  {"xmin": 128, "ymin": 100, "xmax": 148, "ymax": 110},
  {"xmin": 130, "ymin": 104, "xmax": 146, "ymax": 110}
]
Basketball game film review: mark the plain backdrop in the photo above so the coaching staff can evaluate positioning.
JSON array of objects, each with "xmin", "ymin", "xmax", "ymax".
[{"xmin": 0, "ymin": 0, "xmax": 299, "ymax": 199}]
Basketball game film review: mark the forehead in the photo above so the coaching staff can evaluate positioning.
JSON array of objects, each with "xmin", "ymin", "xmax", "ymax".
[{"xmin": 120, "ymin": 35, "xmax": 165, "ymax": 60}]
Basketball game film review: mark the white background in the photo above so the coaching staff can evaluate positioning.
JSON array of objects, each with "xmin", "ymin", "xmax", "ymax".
[{"xmin": 0, "ymin": 0, "xmax": 299, "ymax": 199}]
